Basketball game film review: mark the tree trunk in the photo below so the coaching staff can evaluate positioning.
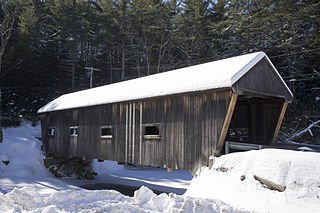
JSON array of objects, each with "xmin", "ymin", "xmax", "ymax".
[
  {"xmin": 71, "ymin": 47, "xmax": 77, "ymax": 91},
  {"xmin": 121, "ymin": 41, "xmax": 125, "ymax": 80},
  {"xmin": 109, "ymin": 52, "xmax": 113, "ymax": 83}
]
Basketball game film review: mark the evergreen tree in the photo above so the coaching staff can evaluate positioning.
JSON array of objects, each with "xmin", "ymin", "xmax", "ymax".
[
  {"xmin": 0, "ymin": 0, "xmax": 36, "ymax": 142},
  {"xmin": 173, "ymin": 0, "xmax": 214, "ymax": 65},
  {"xmin": 0, "ymin": 0, "xmax": 319, "ymax": 138}
]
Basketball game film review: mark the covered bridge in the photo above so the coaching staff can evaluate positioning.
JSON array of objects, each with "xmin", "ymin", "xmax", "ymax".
[{"xmin": 38, "ymin": 52, "xmax": 293, "ymax": 173}]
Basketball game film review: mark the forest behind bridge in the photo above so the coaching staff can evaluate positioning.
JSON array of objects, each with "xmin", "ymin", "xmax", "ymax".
[{"xmin": 0, "ymin": 0, "xmax": 319, "ymax": 143}]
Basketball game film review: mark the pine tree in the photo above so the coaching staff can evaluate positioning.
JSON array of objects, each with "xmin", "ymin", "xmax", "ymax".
[
  {"xmin": 129, "ymin": 0, "xmax": 173, "ymax": 75},
  {"xmin": 172, "ymin": 0, "xmax": 215, "ymax": 65}
]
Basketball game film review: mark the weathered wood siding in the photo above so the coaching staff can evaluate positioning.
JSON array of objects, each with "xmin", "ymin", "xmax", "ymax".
[
  {"xmin": 41, "ymin": 105, "xmax": 113, "ymax": 159},
  {"xmin": 40, "ymin": 81, "xmax": 288, "ymax": 172},
  {"xmin": 111, "ymin": 90, "xmax": 233, "ymax": 172},
  {"xmin": 41, "ymin": 90, "xmax": 233, "ymax": 172},
  {"xmin": 233, "ymin": 57, "xmax": 293, "ymax": 102}
]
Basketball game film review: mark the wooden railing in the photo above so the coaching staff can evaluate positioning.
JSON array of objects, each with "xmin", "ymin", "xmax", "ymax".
[
  {"xmin": 225, "ymin": 141, "xmax": 268, "ymax": 154},
  {"xmin": 224, "ymin": 141, "xmax": 320, "ymax": 154}
]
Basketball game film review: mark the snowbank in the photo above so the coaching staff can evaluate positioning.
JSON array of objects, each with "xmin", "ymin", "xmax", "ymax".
[
  {"xmin": 185, "ymin": 149, "xmax": 320, "ymax": 213},
  {"xmin": 0, "ymin": 186, "xmax": 248, "ymax": 212},
  {"xmin": 0, "ymin": 122, "xmax": 79, "ymax": 194},
  {"xmin": 0, "ymin": 122, "xmax": 49, "ymax": 178}
]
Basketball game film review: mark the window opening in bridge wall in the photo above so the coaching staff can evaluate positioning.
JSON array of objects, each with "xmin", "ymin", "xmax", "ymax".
[
  {"xmin": 70, "ymin": 126, "xmax": 79, "ymax": 137},
  {"xmin": 143, "ymin": 124, "xmax": 161, "ymax": 140},
  {"xmin": 48, "ymin": 127, "xmax": 55, "ymax": 137},
  {"xmin": 101, "ymin": 126, "xmax": 112, "ymax": 139}
]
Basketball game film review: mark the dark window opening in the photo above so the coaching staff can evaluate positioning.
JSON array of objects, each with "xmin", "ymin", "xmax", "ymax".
[
  {"xmin": 144, "ymin": 125, "xmax": 161, "ymax": 140},
  {"xmin": 48, "ymin": 128, "xmax": 55, "ymax": 137},
  {"xmin": 101, "ymin": 126, "xmax": 112, "ymax": 138},
  {"xmin": 70, "ymin": 127, "xmax": 78, "ymax": 136},
  {"xmin": 145, "ymin": 126, "xmax": 159, "ymax": 135}
]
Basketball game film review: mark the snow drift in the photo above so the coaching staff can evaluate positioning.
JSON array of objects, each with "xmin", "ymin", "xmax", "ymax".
[
  {"xmin": 186, "ymin": 149, "xmax": 320, "ymax": 213},
  {"xmin": 0, "ymin": 122, "xmax": 49, "ymax": 179},
  {"xmin": 0, "ymin": 186, "xmax": 249, "ymax": 212}
]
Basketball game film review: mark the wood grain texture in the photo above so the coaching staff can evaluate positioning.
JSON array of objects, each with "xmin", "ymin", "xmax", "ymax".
[
  {"xmin": 272, "ymin": 102, "xmax": 288, "ymax": 143},
  {"xmin": 217, "ymin": 93, "xmax": 238, "ymax": 154},
  {"xmin": 233, "ymin": 57, "xmax": 293, "ymax": 102},
  {"xmin": 41, "ymin": 90, "xmax": 232, "ymax": 172}
]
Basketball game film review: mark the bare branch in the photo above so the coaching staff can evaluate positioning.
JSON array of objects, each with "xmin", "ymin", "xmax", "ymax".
[{"xmin": 287, "ymin": 120, "xmax": 320, "ymax": 142}]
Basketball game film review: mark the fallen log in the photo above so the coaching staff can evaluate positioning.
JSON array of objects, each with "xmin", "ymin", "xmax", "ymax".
[{"xmin": 253, "ymin": 175, "xmax": 286, "ymax": 192}]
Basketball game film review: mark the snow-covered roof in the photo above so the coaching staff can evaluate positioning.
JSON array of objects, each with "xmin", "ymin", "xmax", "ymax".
[{"xmin": 38, "ymin": 51, "xmax": 291, "ymax": 113}]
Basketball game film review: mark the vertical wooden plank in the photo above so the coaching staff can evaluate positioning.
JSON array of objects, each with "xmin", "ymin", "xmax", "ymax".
[
  {"xmin": 262, "ymin": 103, "xmax": 266, "ymax": 143},
  {"xmin": 250, "ymin": 103, "xmax": 256, "ymax": 143},
  {"xmin": 272, "ymin": 102, "xmax": 288, "ymax": 143},
  {"xmin": 125, "ymin": 104, "xmax": 128, "ymax": 163},
  {"xmin": 132, "ymin": 103, "xmax": 135, "ymax": 163},
  {"xmin": 217, "ymin": 93, "xmax": 238, "ymax": 153},
  {"xmin": 128, "ymin": 103, "xmax": 132, "ymax": 163},
  {"xmin": 139, "ymin": 103, "xmax": 142, "ymax": 164}
]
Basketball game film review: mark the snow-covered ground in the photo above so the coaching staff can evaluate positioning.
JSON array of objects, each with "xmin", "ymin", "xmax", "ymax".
[
  {"xmin": 0, "ymin": 122, "xmax": 79, "ymax": 195},
  {"xmin": 1, "ymin": 122, "xmax": 320, "ymax": 212},
  {"xmin": 186, "ymin": 149, "xmax": 320, "ymax": 212},
  {"xmin": 82, "ymin": 159, "xmax": 192, "ymax": 194}
]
